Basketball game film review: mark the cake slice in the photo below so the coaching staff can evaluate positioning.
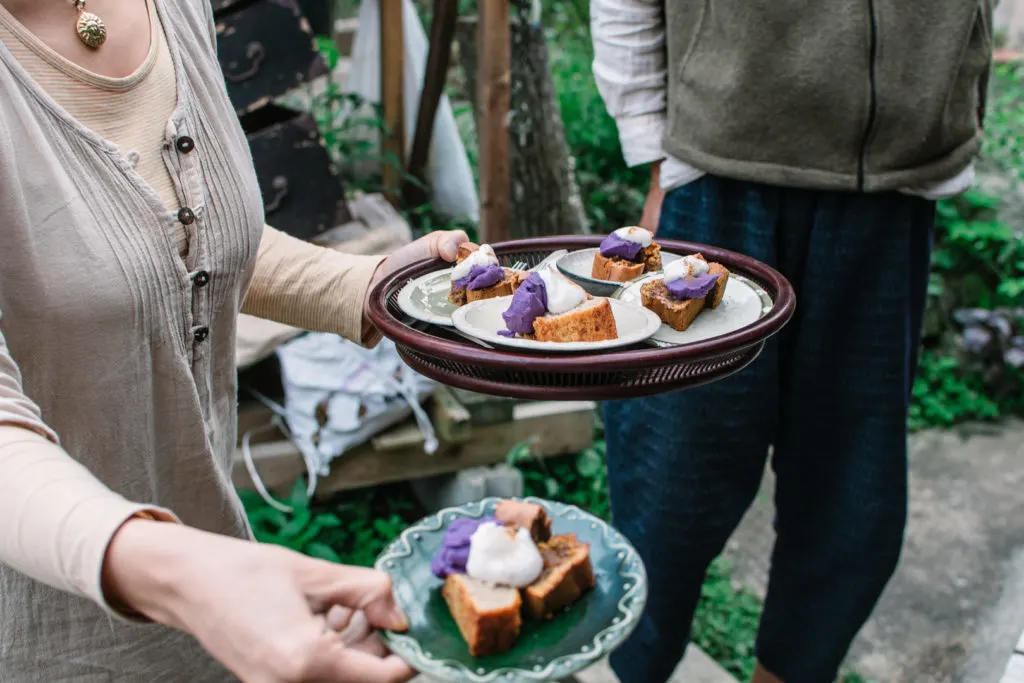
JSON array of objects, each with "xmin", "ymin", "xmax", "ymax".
[
  {"xmin": 449, "ymin": 269, "xmax": 524, "ymax": 306},
  {"xmin": 494, "ymin": 500, "xmax": 552, "ymax": 543},
  {"xmin": 640, "ymin": 280, "xmax": 705, "ymax": 332},
  {"xmin": 641, "ymin": 255, "xmax": 730, "ymax": 332},
  {"xmin": 592, "ymin": 242, "xmax": 662, "ymax": 283},
  {"xmin": 442, "ymin": 573, "xmax": 522, "ymax": 657},
  {"xmin": 591, "ymin": 253, "xmax": 645, "ymax": 283},
  {"xmin": 523, "ymin": 534, "xmax": 595, "ymax": 620},
  {"xmin": 704, "ymin": 262, "xmax": 729, "ymax": 308},
  {"xmin": 531, "ymin": 297, "xmax": 618, "ymax": 343},
  {"xmin": 448, "ymin": 243, "xmax": 524, "ymax": 306},
  {"xmin": 592, "ymin": 224, "xmax": 663, "ymax": 285}
]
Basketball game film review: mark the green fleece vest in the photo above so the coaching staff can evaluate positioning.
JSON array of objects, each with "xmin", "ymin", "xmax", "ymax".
[{"xmin": 663, "ymin": 0, "xmax": 994, "ymax": 191}]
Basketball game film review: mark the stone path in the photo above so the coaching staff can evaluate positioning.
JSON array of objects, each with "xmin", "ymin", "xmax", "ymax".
[
  {"xmin": 413, "ymin": 645, "xmax": 736, "ymax": 683},
  {"xmin": 724, "ymin": 421, "xmax": 1024, "ymax": 683}
]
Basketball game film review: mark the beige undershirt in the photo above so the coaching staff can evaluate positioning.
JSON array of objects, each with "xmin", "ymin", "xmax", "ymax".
[
  {"xmin": 0, "ymin": 0, "xmax": 187, "ymax": 255},
  {"xmin": 0, "ymin": 2, "xmax": 383, "ymax": 617}
]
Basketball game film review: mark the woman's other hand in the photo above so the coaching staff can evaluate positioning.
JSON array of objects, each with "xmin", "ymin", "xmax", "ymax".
[{"xmin": 102, "ymin": 519, "xmax": 415, "ymax": 683}]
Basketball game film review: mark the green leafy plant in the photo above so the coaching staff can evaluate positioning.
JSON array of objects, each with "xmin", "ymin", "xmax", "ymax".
[
  {"xmin": 981, "ymin": 61, "xmax": 1024, "ymax": 181},
  {"xmin": 310, "ymin": 34, "xmax": 460, "ymax": 236},
  {"xmin": 914, "ymin": 185, "xmax": 1024, "ymax": 429},
  {"xmin": 238, "ymin": 481, "xmax": 421, "ymax": 567},
  {"xmin": 509, "ymin": 420, "xmax": 611, "ymax": 522}
]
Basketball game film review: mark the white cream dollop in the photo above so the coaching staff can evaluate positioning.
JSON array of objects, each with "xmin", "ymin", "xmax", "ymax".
[
  {"xmin": 612, "ymin": 226, "xmax": 653, "ymax": 248},
  {"xmin": 465, "ymin": 522, "xmax": 544, "ymax": 587},
  {"xmin": 536, "ymin": 264, "xmax": 587, "ymax": 315},
  {"xmin": 663, "ymin": 255, "xmax": 709, "ymax": 284},
  {"xmin": 451, "ymin": 244, "xmax": 500, "ymax": 282}
]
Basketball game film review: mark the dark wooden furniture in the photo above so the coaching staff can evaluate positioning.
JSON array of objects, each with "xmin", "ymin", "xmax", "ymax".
[{"xmin": 210, "ymin": 0, "xmax": 349, "ymax": 237}]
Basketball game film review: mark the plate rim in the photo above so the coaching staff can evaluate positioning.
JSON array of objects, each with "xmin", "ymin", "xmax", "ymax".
[
  {"xmin": 397, "ymin": 268, "xmax": 458, "ymax": 327},
  {"xmin": 618, "ymin": 272, "xmax": 775, "ymax": 345},
  {"xmin": 449, "ymin": 297, "xmax": 662, "ymax": 353},
  {"xmin": 375, "ymin": 497, "xmax": 649, "ymax": 683}
]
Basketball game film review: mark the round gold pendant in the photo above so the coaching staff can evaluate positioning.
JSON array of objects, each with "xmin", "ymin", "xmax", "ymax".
[{"xmin": 76, "ymin": 11, "xmax": 106, "ymax": 49}]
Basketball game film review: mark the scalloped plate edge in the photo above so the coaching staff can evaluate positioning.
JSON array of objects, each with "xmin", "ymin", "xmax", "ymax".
[{"xmin": 375, "ymin": 497, "xmax": 648, "ymax": 683}]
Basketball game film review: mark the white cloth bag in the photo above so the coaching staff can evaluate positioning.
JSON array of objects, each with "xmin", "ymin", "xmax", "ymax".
[{"xmin": 241, "ymin": 334, "xmax": 437, "ymax": 511}]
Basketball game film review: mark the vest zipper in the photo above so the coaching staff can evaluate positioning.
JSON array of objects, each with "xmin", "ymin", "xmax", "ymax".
[{"xmin": 858, "ymin": 0, "xmax": 879, "ymax": 190}]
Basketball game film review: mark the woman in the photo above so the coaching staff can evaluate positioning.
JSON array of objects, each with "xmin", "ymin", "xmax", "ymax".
[{"xmin": 0, "ymin": 0, "xmax": 459, "ymax": 680}]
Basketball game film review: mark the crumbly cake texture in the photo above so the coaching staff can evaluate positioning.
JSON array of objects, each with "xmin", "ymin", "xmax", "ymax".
[
  {"xmin": 439, "ymin": 502, "xmax": 595, "ymax": 656},
  {"xmin": 592, "ymin": 243, "xmax": 663, "ymax": 282},
  {"xmin": 495, "ymin": 500, "xmax": 552, "ymax": 542},
  {"xmin": 640, "ymin": 255, "xmax": 730, "ymax": 332},
  {"xmin": 442, "ymin": 573, "xmax": 522, "ymax": 657},
  {"xmin": 447, "ymin": 242, "xmax": 524, "ymax": 306},
  {"xmin": 457, "ymin": 243, "xmax": 480, "ymax": 261},
  {"xmin": 523, "ymin": 534, "xmax": 596, "ymax": 620},
  {"xmin": 448, "ymin": 269, "xmax": 524, "ymax": 306},
  {"xmin": 530, "ymin": 297, "xmax": 618, "ymax": 343}
]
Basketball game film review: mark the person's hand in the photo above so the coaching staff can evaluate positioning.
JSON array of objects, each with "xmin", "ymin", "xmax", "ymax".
[
  {"xmin": 102, "ymin": 519, "xmax": 415, "ymax": 683},
  {"xmin": 639, "ymin": 161, "xmax": 665, "ymax": 234},
  {"xmin": 372, "ymin": 229, "xmax": 470, "ymax": 288},
  {"xmin": 360, "ymin": 229, "xmax": 469, "ymax": 342}
]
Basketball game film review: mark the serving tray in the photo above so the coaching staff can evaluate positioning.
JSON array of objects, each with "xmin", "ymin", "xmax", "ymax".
[{"xmin": 366, "ymin": 236, "xmax": 795, "ymax": 401}]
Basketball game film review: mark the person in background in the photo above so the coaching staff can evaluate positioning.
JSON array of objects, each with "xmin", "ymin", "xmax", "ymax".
[
  {"xmin": 0, "ymin": 0, "xmax": 457, "ymax": 680},
  {"xmin": 591, "ymin": 1, "xmax": 993, "ymax": 681}
]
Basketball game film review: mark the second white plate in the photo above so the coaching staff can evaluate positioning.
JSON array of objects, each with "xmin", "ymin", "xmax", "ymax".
[
  {"xmin": 396, "ymin": 269, "xmax": 459, "ymax": 326},
  {"xmin": 451, "ymin": 297, "xmax": 661, "ymax": 352},
  {"xmin": 617, "ymin": 274, "xmax": 772, "ymax": 345}
]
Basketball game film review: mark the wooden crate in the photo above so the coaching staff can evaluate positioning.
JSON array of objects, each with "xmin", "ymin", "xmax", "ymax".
[{"xmin": 233, "ymin": 398, "xmax": 595, "ymax": 496}]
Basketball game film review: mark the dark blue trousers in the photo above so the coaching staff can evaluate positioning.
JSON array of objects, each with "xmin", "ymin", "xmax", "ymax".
[{"xmin": 604, "ymin": 175, "xmax": 934, "ymax": 683}]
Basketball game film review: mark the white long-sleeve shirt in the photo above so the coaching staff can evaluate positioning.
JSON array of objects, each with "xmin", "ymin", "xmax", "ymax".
[{"xmin": 590, "ymin": 0, "xmax": 974, "ymax": 199}]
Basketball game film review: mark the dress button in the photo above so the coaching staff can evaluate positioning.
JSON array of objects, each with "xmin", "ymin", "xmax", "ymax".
[
  {"xmin": 193, "ymin": 270, "xmax": 210, "ymax": 288},
  {"xmin": 177, "ymin": 207, "xmax": 195, "ymax": 225},
  {"xmin": 193, "ymin": 326, "xmax": 209, "ymax": 343},
  {"xmin": 176, "ymin": 136, "xmax": 195, "ymax": 154}
]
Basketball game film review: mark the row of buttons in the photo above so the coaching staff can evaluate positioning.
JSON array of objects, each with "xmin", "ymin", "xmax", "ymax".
[{"xmin": 176, "ymin": 134, "xmax": 208, "ymax": 347}]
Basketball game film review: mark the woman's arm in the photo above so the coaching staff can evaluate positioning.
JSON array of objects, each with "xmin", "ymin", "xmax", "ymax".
[
  {"xmin": 0, "ymin": 320, "xmax": 176, "ymax": 613},
  {"xmin": 241, "ymin": 226, "xmax": 385, "ymax": 346},
  {"xmin": 0, "ymin": 309, "xmax": 414, "ymax": 681},
  {"xmin": 242, "ymin": 226, "xmax": 468, "ymax": 347}
]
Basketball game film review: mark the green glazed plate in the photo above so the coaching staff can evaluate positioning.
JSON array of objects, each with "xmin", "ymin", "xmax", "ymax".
[{"xmin": 375, "ymin": 497, "xmax": 647, "ymax": 683}]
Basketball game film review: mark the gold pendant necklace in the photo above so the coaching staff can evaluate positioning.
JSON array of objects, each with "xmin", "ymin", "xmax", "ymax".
[{"xmin": 73, "ymin": 0, "xmax": 106, "ymax": 49}]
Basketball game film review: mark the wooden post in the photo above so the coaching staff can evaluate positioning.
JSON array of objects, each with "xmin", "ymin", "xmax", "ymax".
[
  {"xmin": 380, "ymin": 0, "xmax": 405, "ymax": 206},
  {"xmin": 403, "ymin": 0, "xmax": 459, "ymax": 208},
  {"xmin": 476, "ymin": 0, "xmax": 511, "ymax": 243}
]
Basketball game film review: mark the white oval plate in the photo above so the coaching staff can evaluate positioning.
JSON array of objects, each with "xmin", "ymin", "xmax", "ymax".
[
  {"xmin": 556, "ymin": 248, "xmax": 683, "ymax": 295},
  {"xmin": 451, "ymin": 296, "xmax": 661, "ymax": 353},
  {"xmin": 397, "ymin": 269, "xmax": 459, "ymax": 327},
  {"xmin": 617, "ymin": 273, "xmax": 773, "ymax": 346}
]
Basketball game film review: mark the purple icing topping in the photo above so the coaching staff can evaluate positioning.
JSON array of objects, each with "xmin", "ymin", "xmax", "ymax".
[
  {"xmin": 454, "ymin": 263, "xmax": 505, "ymax": 291},
  {"xmin": 500, "ymin": 272, "xmax": 548, "ymax": 336},
  {"xmin": 599, "ymin": 232, "xmax": 644, "ymax": 262},
  {"xmin": 666, "ymin": 273, "xmax": 721, "ymax": 300},
  {"xmin": 431, "ymin": 516, "xmax": 499, "ymax": 578}
]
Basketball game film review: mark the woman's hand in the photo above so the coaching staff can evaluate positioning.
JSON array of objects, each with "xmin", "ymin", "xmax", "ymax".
[
  {"xmin": 361, "ymin": 229, "xmax": 469, "ymax": 342},
  {"xmin": 102, "ymin": 519, "xmax": 415, "ymax": 683},
  {"xmin": 372, "ymin": 229, "xmax": 470, "ymax": 288}
]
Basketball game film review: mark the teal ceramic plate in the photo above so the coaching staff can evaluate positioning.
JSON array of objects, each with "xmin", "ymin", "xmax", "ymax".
[{"xmin": 375, "ymin": 497, "xmax": 647, "ymax": 683}]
